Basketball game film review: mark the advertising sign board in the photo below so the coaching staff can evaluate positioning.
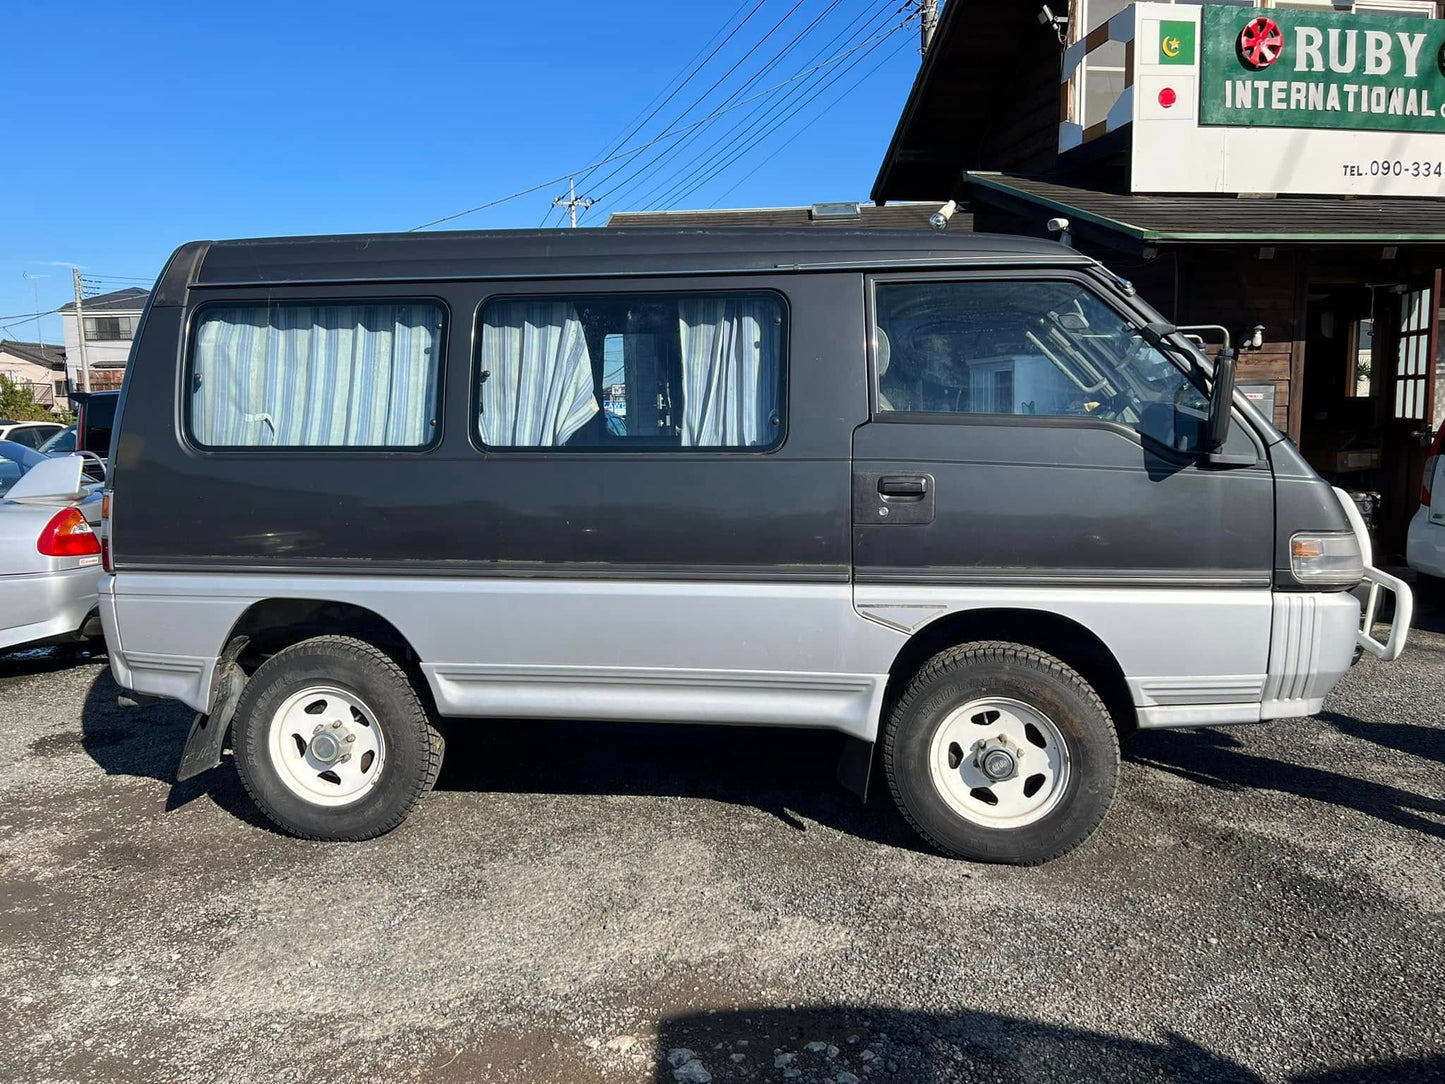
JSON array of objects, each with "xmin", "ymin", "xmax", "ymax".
[{"xmin": 1130, "ymin": 3, "xmax": 1445, "ymax": 195}]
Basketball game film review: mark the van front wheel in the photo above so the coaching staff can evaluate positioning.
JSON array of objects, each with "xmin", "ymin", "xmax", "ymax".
[
  {"xmin": 231, "ymin": 635, "xmax": 444, "ymax": 840},
  {"xmin": 883, "ymin": 642, "xmax": 1119, "ymax": 865}
]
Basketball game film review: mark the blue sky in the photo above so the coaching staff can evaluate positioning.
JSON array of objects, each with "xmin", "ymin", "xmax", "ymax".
[{"xmin": 0, "ymin": 0, "xmax": 925, "ymax": 344}]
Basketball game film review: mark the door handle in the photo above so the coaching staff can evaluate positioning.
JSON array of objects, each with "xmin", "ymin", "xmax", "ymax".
[{"xmin": 878, "ymin": 475, "xmax": 927, "ymax": 499}]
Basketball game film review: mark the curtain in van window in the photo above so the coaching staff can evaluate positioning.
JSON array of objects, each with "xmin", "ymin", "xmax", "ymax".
[
  {"xmin": 676, "ymin": 298, "xmax": 780, "ymax": 447},
  {"xmin": 190, "ymin": 303, "xmax": 441, "ymax": 446},
  {"xmin": 478, "ymin": 301, "xmax": 598, "ymax": 446}
]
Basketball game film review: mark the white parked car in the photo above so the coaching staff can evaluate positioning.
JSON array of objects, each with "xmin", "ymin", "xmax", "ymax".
[
  {"xmin": 0, "ymin": 419, "xmax": 66, "ymax": 451},
  {"xmin": 0, "ymin": 442, "xmax": 105, "ymax": 653},
  {"xmin": 1407, "ymin": 421, "xmax": 1445, "ymax": 599}
]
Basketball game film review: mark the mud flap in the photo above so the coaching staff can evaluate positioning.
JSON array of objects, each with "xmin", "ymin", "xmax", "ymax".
[
  {"xmin": 835, "ymin": 735, "xmax": 874, "ymax": 803},
  {"xmin": 176, "ymin": 647, "xmax": 247, "ymax": 782}
]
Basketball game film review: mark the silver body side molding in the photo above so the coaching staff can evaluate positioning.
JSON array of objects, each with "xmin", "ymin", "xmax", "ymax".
[{"xmin": 103, "ymin": 573, "xmax": 1362, "ymax": 737}]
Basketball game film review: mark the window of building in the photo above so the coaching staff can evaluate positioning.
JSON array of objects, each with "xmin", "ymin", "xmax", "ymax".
[
  {"xmin": 187, "ymin": 301, "xmax": 445, "ymax": 448},
  {"xmin": 1394, "ymin": 287, "xmax": 1431, "ymax": 421},
  {"xmin": 83, "ymin": 315, "xmax": 136, "ymax": 341},
  {"xmin": 873, "ymin": 279, "xmax": 1209, "ymax": 453},
  {"xmin": 1073, "ymin": 1, "xmax": 1131, "ymax": 130},
  {"xmin": 475, "ymin": 292, "xmax": 785, "ymax": 450}
]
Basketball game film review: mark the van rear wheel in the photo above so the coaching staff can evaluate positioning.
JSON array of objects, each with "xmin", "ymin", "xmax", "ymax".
[
  {"xmin": 231, "ymin": 635, "xmax": 444, "ymax": 840},
  {"xmin": 883, "ymin": 641, "xmax": 1119, "ymax": 865}
]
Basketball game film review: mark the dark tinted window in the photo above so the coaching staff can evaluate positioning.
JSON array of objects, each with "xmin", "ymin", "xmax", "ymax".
[{"xmin": 476, "ymin": 292, "xmax": 785, "ymax": 450}]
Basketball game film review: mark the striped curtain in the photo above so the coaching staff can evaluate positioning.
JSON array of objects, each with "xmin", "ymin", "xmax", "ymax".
[
  {"xmin": 478, "ymin": 301, "xmax": 599, "ymax": 446},
  {"xmin": 191, "ymin": 303, "xmax": 442, "ymax": 447},
  {"xmin": 677, "ymin": 298, "xmax": 781, "ymax": 447}
]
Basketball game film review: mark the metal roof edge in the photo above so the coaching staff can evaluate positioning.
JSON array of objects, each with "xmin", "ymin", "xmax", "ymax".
[{"xmin": 964, "ymin": 173, "xmax": 1152, "ymax": 240}]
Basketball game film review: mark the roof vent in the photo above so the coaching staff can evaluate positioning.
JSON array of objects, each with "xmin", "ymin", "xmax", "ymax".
[{"xmin": 809, "ymin": 202, "xmax": 861, "ymax": 220}]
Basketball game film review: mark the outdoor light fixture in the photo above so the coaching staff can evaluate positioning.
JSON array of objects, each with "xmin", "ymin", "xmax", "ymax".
[
  {"xmin": 1245, "ymin": 324, "xmax": 1266, "ymax": 350},
  {"xmin": 929, "ymin": 200, "xmax": 959, "ymax": 231}
]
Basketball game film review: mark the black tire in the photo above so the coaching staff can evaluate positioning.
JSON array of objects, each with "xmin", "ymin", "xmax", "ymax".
[
  {"xmin": 231, "ymin": 635, "xmax": 444, "ymax": 840},
  {"xmin": 882, "ymin": 641, "xmax": 1119, "ymax": 865}
]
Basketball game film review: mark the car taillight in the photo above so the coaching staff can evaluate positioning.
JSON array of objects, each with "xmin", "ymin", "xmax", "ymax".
[
  {"xmin": 38, "ymin": 507, "xmax": 101, "ymax": 558},
  {"xmin": 1423, "ymin": 423, "xmax": 1445, "ymax": 506},
  {"xmin": 100, "ymin": 491, "xmax": 113, "ymax": 572}
]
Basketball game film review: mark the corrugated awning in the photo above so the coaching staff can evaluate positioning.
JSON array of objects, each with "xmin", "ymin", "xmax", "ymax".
[{"xmin": 968, "ymin": 173, "xmax": 1445, "ymax": 249}]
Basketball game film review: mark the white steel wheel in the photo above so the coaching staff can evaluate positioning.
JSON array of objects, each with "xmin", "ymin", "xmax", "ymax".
[
  {"xmin": 926, "ymin": 696, "xmax": 1071, "ymax": 829},
  {"xmin": 267, "ymin": 685, "xmax": 387, "ymax": 807}
]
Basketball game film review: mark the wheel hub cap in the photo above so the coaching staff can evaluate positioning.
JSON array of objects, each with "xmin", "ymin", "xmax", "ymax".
[
  {"xmin": 927, "ymin": 697, "xmax": 1072, "ymax": 829},
  {"xmin": 979, "ymin": 742, "xmax": 1018, "ymax": 781},
  {"xmin": 267, "ymin": 686, "xmax": 385, "ymax": 807},
  {"xmin": 306, "ymin": 726, "xmax": 348, "ymax": 765}
]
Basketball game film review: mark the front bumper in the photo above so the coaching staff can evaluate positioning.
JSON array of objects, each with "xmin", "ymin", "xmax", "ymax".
[
  {"xmin": 0, "ymin": 565, "xmax": 101, "ymax": 651},
  {"xmin": 1335, "ymin": 487, "xmax": 1413, "ymax": 663}
]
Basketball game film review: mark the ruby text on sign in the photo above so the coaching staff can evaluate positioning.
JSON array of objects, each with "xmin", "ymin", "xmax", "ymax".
[{"xmin": 1199, "ymin": 5, "xmax": 1445, "ymax": 133}]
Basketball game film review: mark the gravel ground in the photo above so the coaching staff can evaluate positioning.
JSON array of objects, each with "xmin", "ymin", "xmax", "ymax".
[{"xmin": 1, "ymin": 600, "xmax": 1442, "ymax": 1084}]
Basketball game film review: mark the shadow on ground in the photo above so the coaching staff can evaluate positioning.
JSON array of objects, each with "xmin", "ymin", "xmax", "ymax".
[
  {"xmin": 650, "ymin": 1007, "xmax": 1444, "ymax": 1084},
  {"xmin": 68, "ymin": 663, "xmax": 924, "ymax": 850},
  {"xmin": 436, "ymin": 717, "xmax": 926, "ymax": 852},
  {"xmin": 1126, "ymin": 727, "xmax": 1445, "ymax": 838},
  {"xmin": 66, "ymin": 665, "xmax": 274, "ymax": 829}
]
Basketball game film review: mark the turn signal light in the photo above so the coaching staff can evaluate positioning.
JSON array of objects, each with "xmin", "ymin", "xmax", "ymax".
[
  {"xmin": 1289, "ymin": 531, "xmax": 1363, "ymax": 586},
  {"xmin": 38, "ymin": 507, "xmax": 101, "ymax": 558}
]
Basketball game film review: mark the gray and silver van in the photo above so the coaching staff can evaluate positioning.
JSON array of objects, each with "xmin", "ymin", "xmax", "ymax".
[{"xmin": 98, "ymin": 228, "xmax": 1410, "ymax": 864}]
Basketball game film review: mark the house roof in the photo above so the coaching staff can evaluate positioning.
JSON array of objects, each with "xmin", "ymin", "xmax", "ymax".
[
  {"xmin": 607, "ymin": 203, "xmax": 960, "ymax": 230},
  {"xmin": 0, "ymin": 339, "xmax": 66, "ymax": 369},
  {"xmin": 58, "ymin": 286, "xmax": 149, "ymax": 314},
  {"xmin": 967, "ymin": 173, "xmax": 1445, "ymax": 252},
  {"xmin": 872, "ymin": 1, "xmax": 1061, "ymax": 203}
]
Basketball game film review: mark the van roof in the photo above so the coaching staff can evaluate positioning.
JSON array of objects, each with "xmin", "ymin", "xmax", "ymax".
[{"xmin": 159, "ymin": 228, "xmax": 1093, "ymax": 297}]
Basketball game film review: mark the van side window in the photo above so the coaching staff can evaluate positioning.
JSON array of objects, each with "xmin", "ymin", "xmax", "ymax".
[
  {"xmin": 875, "ymin": 280, "xmax": 1208, "ymax": 452},
  {"xmin": 188, "ymin": 301, "xmax": 444, "ymax": 448},
  {"xmin": 476, "ymin": 292, "xmax": 784, "ymax": 450}
]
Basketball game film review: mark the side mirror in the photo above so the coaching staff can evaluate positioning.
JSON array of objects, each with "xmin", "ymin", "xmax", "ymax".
[{"xmin": 1207, "ymin": 347, "xmax": 1238, "ymax": 453}]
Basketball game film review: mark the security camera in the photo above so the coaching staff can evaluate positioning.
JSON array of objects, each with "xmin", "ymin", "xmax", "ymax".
[{"xmin": 1038, "ymin": 5, "xmax": 1068, "ymax": 43}]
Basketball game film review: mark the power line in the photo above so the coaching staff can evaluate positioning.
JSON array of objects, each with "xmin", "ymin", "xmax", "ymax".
[
  {"xmin": 582, "ymin": 0, "xmax": 853, "ymax": 222},
  {"xmin": 708, "ymin": 27, "xmax": 914, "ymax": 208},
  {"xmin": 409, "ymin": 37, "xmax": 902, "ymax": 231},
  {"xmin": 663, "ymin": 14, "xmax": 914, "ymax": 210},
  {"xmin": 641, "ymin": 8, "xmax": 911, "ymax": 213},
  {"xmin": 611, "ymin": 1, "xmax": 896, "ymax": 216},
  {"xmin": 575, "ymin": 0, "xmax": 812, "ymax": 215},
  {"xmin": 543, "ymin": 0, "xmax": 757, "ymax": 228}
]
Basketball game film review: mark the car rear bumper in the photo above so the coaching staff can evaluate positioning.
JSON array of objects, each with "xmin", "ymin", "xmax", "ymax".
[{"xmin": 0, "ymin": 565, "xmax": 101, "ymax": 651}]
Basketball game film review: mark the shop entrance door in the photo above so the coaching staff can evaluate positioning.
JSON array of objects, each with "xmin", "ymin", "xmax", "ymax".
[{"xmin": 1379, "ymin": 273, "xmax": 1439, "ymax": 559}]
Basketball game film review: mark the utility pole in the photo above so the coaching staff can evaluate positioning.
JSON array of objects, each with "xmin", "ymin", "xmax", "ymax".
[
  {"xmin": 552, "ymin": 176, "xmax": 595, "ymax": 228},
  {"xmin": 71, "ymin": 266, "xmax": 91, "ymax": 393},
  {"xmin": 920, "ymin": 0, "xmax": 938, "ymax": 55}
]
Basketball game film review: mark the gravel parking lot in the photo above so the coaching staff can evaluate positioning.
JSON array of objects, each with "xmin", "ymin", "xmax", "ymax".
[{"xmin": 1, "ymin": 603, "xmax": 1442, "ymax": 1084}]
